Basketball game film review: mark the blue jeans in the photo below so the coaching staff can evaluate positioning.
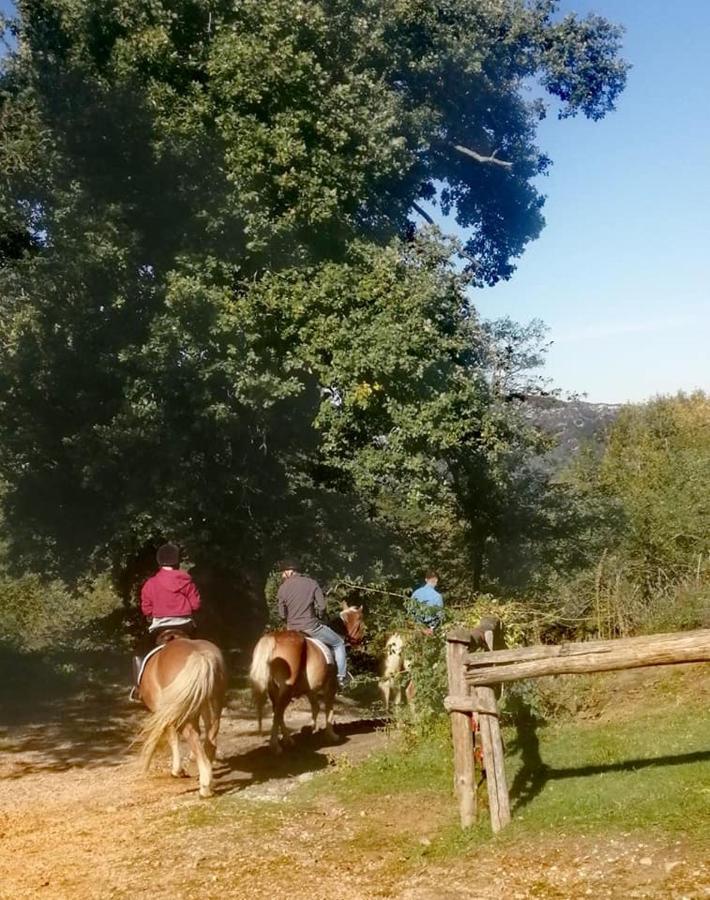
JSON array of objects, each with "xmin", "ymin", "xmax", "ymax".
[{"xmin": 303, "ymin": 623, "xmax": 347, "ymax": 680}]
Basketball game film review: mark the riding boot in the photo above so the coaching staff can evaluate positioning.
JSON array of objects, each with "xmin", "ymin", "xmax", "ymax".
[{"xmin": 129, "ymin": 654, "xmax": 143, "ymax": 703}]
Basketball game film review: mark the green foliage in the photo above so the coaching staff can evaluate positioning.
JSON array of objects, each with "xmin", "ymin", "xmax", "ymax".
[
  {"xmin": 599, "ymin": 392, "xmax": 710, "ymax": 584},
  {"xmin": 0, "ymin": 571, "xmax": 123, "ymax": 652},
  {"xmin": 550, "ymin": 392, "xmax": 710, "ymax": 637},
  {"xmin": 0, "ymin": 0, "xmax": 627, "ymax": 600}
]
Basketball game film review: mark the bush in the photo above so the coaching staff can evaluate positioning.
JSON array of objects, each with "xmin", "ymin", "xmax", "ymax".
[{"xmin": 0, "ymin": 571, "xmax": 123, "ymax": 652}]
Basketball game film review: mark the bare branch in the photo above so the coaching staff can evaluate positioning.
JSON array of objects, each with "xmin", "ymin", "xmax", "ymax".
[
  {"xmin": 410, "ymin": 201, "xmax": 480, "ymax": 270},
  {"xmin": 454, "ymin": 144, "xmax": 512, "ymax": 170},
  {"xmin": 411, "ymin": 201, "xmax": 435, "ymax": 226}
]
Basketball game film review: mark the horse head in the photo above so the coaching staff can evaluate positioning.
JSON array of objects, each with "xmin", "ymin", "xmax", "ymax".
[{"xmin": 339, "ymin": 601, "xmax": 365, "ymax": 646}]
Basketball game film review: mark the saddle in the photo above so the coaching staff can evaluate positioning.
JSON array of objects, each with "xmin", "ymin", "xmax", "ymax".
[
  {"xmin": 134, "ymin": 643, "xmax": 166, "ymax": 689},
  {"xmin": 305, "ymin": 636, "xmax": 334, "ymax": 666},
  {"xmin": 154, "ymin": 626, "xmax": 193, "ymax": 645}
]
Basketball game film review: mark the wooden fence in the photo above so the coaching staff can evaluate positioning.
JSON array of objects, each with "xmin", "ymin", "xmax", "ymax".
[{"xmin": 445, "ymin": 622, "xmax": 710, "ymax": 832}]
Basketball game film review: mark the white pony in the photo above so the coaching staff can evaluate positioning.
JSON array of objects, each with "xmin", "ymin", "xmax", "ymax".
[{"xmin": 378, "ymin": 632, "xmax": 416, "ymax": 713}]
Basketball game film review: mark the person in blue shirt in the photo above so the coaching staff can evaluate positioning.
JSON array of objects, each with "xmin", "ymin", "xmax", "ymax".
[{"xmin": 410, "ymin": 570, "xmax": 444, "ymax": 630}]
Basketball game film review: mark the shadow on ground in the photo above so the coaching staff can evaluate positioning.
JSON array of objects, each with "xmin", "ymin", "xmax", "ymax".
[
  {"xmin": 508, "ymin": 714, "xmax": 710, "ymax": 812},
  {"xmin": 214, "ymin": 717, "xmax": 388, "ymax": 795}
]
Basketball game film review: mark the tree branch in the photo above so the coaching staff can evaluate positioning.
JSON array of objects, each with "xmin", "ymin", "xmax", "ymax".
[
  {"xmin": 410, "ymin": 201, "xmax": 480, "ymax": 270},
  {"xmin": 454, "ymin": 145, "xmax": 513, "ymax": 170},
  {"xmin": 411, "ymin": 201, "xmax": 435, "ymax": 225}
]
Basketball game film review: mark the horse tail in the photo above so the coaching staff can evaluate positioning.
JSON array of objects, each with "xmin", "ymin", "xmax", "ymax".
[
  {"xmin": 249, "ymin": 634, "xmax": 276, "ymax": 733},
  {"xmin": 139, "ymin": 647, "xmax": 220, "ymax": 772}
]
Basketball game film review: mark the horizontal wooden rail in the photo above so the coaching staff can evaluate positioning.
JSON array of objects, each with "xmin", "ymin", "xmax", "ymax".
[
  {"xmin": 443, "ymin": 694, "xmax": 499, "ymax": 715},
  {"xmin": 465, "ymin": 629, "xmax": 710, "ymax": 686},
  {"xmin": 463, "ymin": 629, "xmax": 702, "ymax": 668}
]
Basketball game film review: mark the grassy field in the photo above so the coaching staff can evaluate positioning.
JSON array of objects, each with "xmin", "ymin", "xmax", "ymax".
[
  {"xmin": 162, "ymin": 663, "xmax": 709, "ymax": 897},
  {"xmin": 288, "ymin": 665, "xmax": 709, "ymax": 853}
]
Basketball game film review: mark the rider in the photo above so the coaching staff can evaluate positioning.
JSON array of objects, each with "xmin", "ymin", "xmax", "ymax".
[
  {"xmin": 276, "ymin": 559, "xmax": 350, "ymax": 689},
  {"xmin": 130, "ymin": 543, "xmax": 201, "ymax": 700},
  {"xmin": 410, "ymin": 569, "xmax": 444, "ymax": 631},
  {"xmin": 141, "ymin": 542, "xmax": 201, "ymax": 639}
]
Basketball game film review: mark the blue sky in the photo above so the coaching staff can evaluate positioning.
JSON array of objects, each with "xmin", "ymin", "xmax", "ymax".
[
  {"xmin": 2, "ymin": 0, "xmax": 708, "ymax": 403},
  {"xmin": 471, "ymin": 0, "xmax": 710, "ymax": 402}
]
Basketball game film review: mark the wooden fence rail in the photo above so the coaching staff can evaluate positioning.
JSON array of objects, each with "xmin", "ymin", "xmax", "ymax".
[{"xmin": 445, "ymin": 623, "xmax": 710, "ymax": 833}]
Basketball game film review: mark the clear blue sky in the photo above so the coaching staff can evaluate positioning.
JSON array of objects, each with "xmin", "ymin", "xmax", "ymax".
[
  {"xmin": 471, "ymin": 0, "xmax": 710, "ymax": 403},
  {"xmin": 2, "ymin": 0, "xmax": 708, "ymax": 403}
]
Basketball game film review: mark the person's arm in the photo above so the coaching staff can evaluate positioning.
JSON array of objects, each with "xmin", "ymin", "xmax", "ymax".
[
  {"xmin": 140, "ymin": 581, "xmax": 153, "ymax": 618},
  {"xmin": 187, "ymin": 578, "xmax": 201, "ymax": 613},
  {"xmin": 314, "ymin": 583, "xmax": 326, "ymax": 618},
  {"xmin": 277, "ymin": 585, "xmax": 287, "ymax": 622}
]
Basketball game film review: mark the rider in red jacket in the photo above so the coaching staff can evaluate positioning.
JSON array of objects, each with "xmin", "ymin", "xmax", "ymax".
[
  {"xmin": 130, "ymin": 543, "xmax": 201, "ymax": 701},
  {"xmin": 141, "ymin": 553, "xmax": 201, "ymax": 624}
]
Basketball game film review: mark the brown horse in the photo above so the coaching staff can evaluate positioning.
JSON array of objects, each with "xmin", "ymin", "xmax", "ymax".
[
  {"xmin": 249, "ymin": 604, "xmax": 365, "ymax": 753},
  {"xmin": 138, "ymin": 634, "xmax": 227, "ymax": 797}
]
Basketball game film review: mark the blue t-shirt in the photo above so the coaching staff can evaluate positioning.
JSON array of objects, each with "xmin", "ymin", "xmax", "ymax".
[
  {"xmin": 410, "ymin": 583, "xmax": 444, "ymax": 627},
  {"xmin": 411, "ymin": 584, "xmax": 443, "ymax": 608}
]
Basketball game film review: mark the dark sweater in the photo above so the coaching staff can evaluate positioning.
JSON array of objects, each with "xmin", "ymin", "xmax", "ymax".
[{"xmin": 277, "ymin": 574, "xmax": 326, "ymax": 631}]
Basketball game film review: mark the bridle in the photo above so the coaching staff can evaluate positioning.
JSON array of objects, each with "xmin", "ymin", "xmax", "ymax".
[{"xmin": 339, "ymin": 606, "xmax": 365, "ymax": 646}]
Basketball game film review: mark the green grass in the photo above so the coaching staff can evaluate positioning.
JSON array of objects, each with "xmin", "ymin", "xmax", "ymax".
[
  {"xmin": 302, "ymin": 668, "xmax": 710, "ymax": 851},
  {"xmin": 505, "ymin": 702, "xmax": 710, "ymax": 837}
]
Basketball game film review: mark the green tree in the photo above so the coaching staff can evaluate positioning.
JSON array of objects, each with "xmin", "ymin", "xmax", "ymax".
[
  {"xmin": 599, "ymin": 392, "xmax": 710, "ymax": 586},
  {"xmin": 0, "ymin": 1, "xmax": 627, "ymax": 595}
]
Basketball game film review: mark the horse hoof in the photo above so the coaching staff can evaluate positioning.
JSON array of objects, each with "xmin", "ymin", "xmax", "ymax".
[
  {"xmin": 199, "ymin": 788, "xmax": 213, "ymax": 799},
  {"xmin": 270, "ymin": 741, "xmax": 282, "ymax": 755},
  {"xmin": 171, "ymin": 769, "xmax": 189, "ymax": 779}
]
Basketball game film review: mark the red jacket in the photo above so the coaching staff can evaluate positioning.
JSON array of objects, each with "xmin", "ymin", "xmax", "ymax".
[{"xmin": 140, "ymin": 568, "xmax": 201, "ymax": 619}]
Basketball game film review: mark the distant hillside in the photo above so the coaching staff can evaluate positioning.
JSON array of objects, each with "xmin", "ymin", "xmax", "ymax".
[{"xmin": 523, "ymin": 396, "xmax": 622, "ymax": 469}]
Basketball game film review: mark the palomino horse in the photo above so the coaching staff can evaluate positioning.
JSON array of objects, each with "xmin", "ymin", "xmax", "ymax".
[
  {"xmin": 138, "ymin": 634, "xmax": 227, "ymax": 797},
  {"xmin": 379, "ymin": 617, "xmax": 504, "ymax": 714},
  {"xmin": 379, "ymin": 632, "xmax": 415, "ymax": 713},
  {"xmin": 249, "ymin": 604, "xmax": 365, "ymax": 753}
]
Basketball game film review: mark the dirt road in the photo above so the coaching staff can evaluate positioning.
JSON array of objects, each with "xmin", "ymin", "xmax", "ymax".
[{"xmin": 1, "ymin": 671, "xmax": 707, "ymax": 899}]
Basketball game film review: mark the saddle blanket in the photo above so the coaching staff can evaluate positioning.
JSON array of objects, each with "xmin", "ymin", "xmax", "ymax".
[
  {"xmin": 137, "ymin": 644, "xmax": 166, "ymax": 686},
  {"xmin": 305, "ymin": 636, "xmax": 334, "ymax": 666}
]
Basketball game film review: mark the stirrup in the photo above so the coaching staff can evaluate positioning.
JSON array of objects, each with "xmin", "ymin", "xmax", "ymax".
[{"xmin": 128, "ymin": 686, "xmax": 141, "ymax": 703}]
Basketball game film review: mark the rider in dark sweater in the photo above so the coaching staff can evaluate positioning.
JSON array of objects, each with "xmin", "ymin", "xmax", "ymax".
[{"xmin": 276, "ymin": 560, "xmax": 349, "ymax": 688}]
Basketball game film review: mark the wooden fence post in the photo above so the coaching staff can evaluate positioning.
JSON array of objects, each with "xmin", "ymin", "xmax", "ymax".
[
  {"xmin": 477, "ymin": 623, "xmax": 511, "ymax": 833},
  {"xmin": 476, "ymin": 685, "xmax": 510, "ymax": 833},
  {"xmin": 446, "ymin": 629, "xmax": 476, "ymax": 827}
]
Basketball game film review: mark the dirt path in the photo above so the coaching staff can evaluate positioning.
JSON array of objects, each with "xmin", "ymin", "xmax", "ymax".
[
  {"xmin": 0, "ymin": 675, "xmax": 708, "ymax": 899},
  {"xmin": 0, "ymin": 682, "xmax": 391, "ymax": 899}
]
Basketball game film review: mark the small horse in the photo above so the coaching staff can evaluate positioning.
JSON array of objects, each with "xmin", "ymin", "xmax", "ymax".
[
  {"xmin": 249, "ymin": 604, "xmax": 365, "ymax": 753},
  {"xmin": 379, "ymin": 632, "xmax": 415, "ymax": 713},
  {"xmin": 138, "ymin": 633, "xmax": 227, "ymax": 797}
]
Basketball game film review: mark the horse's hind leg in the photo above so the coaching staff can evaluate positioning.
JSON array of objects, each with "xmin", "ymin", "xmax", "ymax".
[
  {"xmin": 323, "ymin": 680, "xmax": 338, "ymax": 743},
  {"xmin": 379, "ymin": 677, "xmax": 391, "ymax": 714},
  {"xmin": 268, "ymin": 685, "xmax": 285, "ymax": 753},
  {"xmin": 203, "ymin": 702, "xmax": 222, "ymax": 763},
  {"xmin": 309, "ymin": 693, "xmax": 320, "ymax": 733},
  {"xmin": 168, "ymin": 726, "xmax": 188, "ymax": 778},
  {"xmin": 183, "ymin": 720, "xmax": 213, "ymax": 798}
]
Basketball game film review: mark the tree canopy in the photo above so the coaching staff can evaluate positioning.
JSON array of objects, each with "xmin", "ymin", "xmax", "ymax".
[{"xmin": 0, "ymin": 0, "xmax": 627, "ymax": 592}]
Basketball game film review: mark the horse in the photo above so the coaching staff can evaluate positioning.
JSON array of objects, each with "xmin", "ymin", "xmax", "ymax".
[
  {"xmin": 249, "ymin": 603, "xmax": 365, "ymax": 753},
  {"xmin": 137, "ymin": 632, "xmax": 227, "ymax": 798},
  {"xmin": 379, "ymin": 616, "xmax": 503, "ymax": 714},
  {"xmin": 379, "ymin": 631, "xmax": 415, "ymax": 714}
]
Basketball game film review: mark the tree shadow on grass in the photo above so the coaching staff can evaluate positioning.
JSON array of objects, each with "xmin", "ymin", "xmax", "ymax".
[{"xmin": 508, "ymin": 709, "xmax": 710, "ymax": 812}]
